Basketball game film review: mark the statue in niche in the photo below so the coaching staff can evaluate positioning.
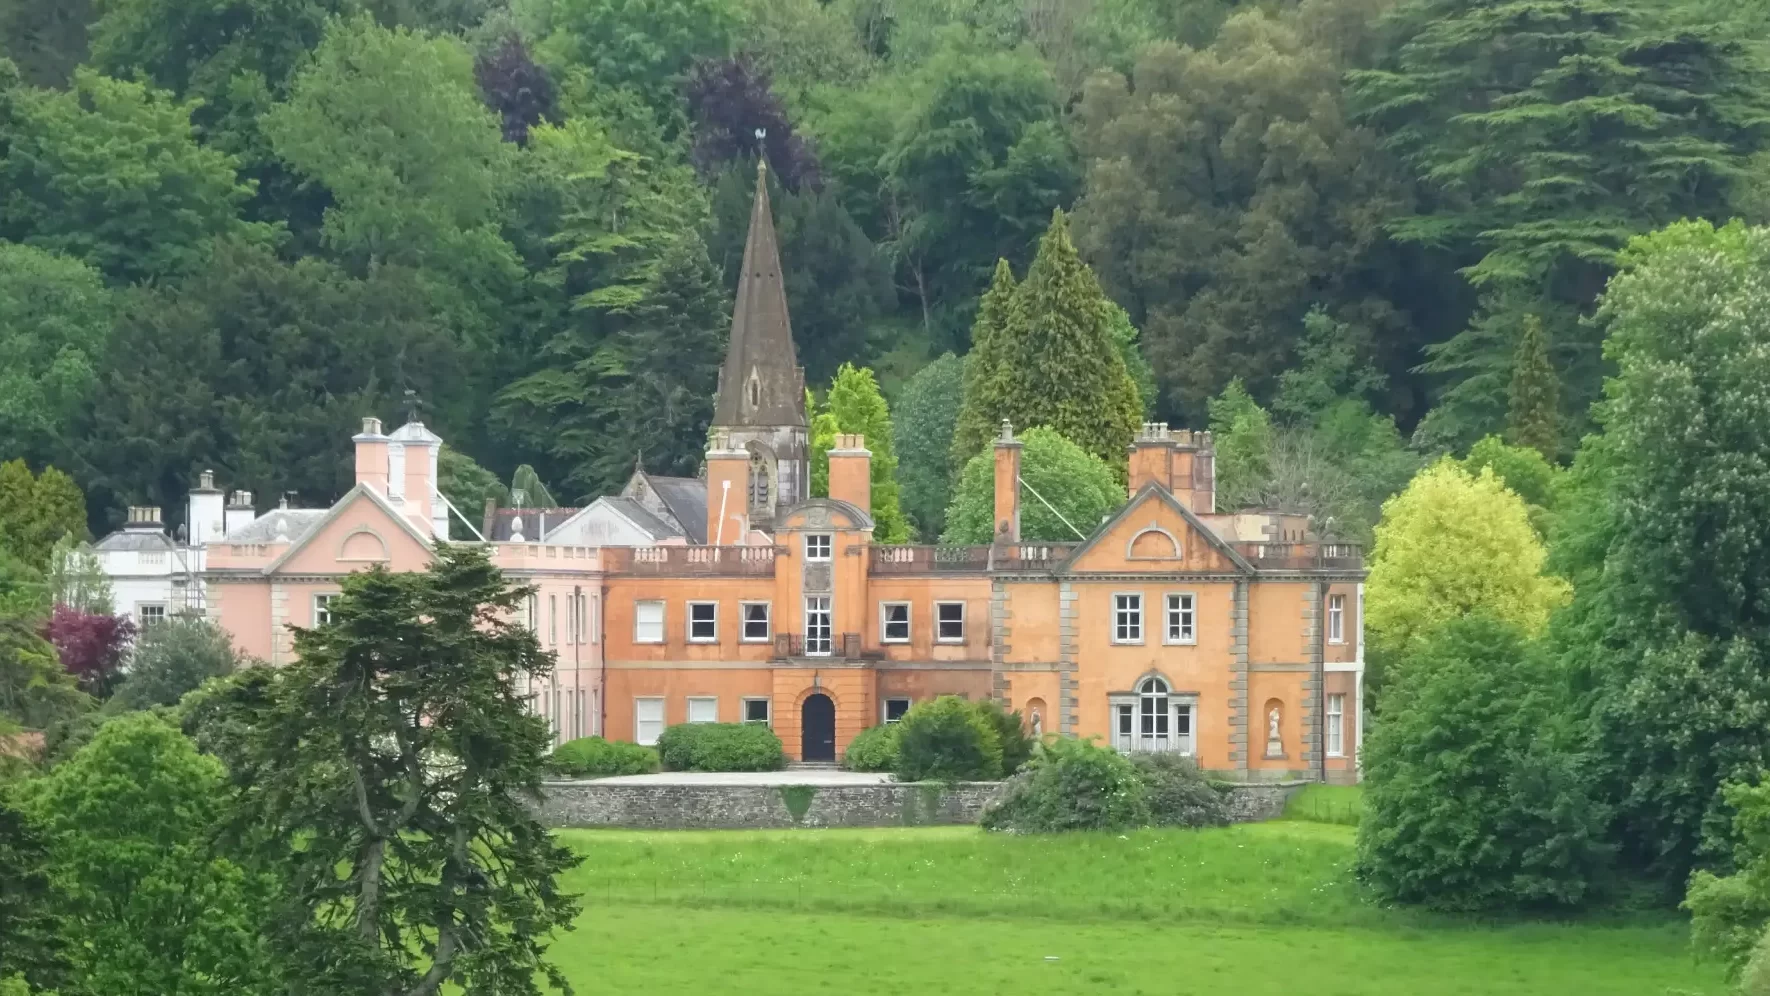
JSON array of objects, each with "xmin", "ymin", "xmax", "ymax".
[
  {"xmin": 1029, "ymin": 709, "xmax": 1043, "ymax": 738},
  {"xmin": 1265, "ymin": 706, "xmax": 1284, "ymax": 757}
]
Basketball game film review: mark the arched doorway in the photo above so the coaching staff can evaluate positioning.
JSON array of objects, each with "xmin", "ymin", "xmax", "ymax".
[{"xmin": 801, "ymin": 693, "xmax": 835, "ymax": 762}]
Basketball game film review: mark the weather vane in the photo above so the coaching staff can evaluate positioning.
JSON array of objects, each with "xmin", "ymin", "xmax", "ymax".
[{"xmin": 403, "ymin": 389, "xmax": 422, "ymax": 425}]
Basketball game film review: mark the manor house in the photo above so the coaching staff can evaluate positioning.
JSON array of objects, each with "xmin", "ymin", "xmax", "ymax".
[{"xmin": 100, "ymin": 165, "xmax": 1365, "ymax": 783}]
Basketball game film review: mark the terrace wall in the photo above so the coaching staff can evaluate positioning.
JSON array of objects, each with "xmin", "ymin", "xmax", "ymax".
[{"xmin": 536, "ymin": 779, "xmax": 1308, "ymax": 829}]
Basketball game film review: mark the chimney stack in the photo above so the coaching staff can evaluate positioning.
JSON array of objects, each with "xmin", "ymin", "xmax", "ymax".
[
  {"xmin": 125, "ymin": 506, "xmax": 164, "ymax": 530},
  {"xmin": 993, "ymin": 420, "xmax": 1021, "ymax": 544},
  {"xmin": 705, "ymin": 430, "xmax": 752, "ymax": 546},
  {"xmin": 225, "ymin": 491, "xmax": 255, "ymax": 536},
  {"xmin": 827, "ymin": 434, "xmax": 872, "ymax": 520},
  {"xmin": 354, "ymin": 417, "xmax": 390, "ymax": 495},
  {"xmin": 186, "ymin": 469, "xmax": 224, "ymax": 548},
  {"xmin": 1126, "ymin": 422, "xmax": 1215, "ymax": 514}
]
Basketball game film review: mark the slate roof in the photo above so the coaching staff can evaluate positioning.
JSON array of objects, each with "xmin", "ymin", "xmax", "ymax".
[
  {"xmin": 602, "ymin": 497, "xmax": 684, "ymax": 540},
  {"xmin": 483, "ymin": 507, "xmax": 583, "ymax": 542},
  {"xmin": 222, "ymin": 509, "xmax": 329, "ymax": 544},
  {"xmin": 713, "ymin": 162, "xmax": 805, "ymax": 429},
  {"xmin": 94, "ymin": 529, "xmax": 179, "ymax": 553},
  {"xmin": 645, "ymin": 476, "xmax": 708, "ymax": 544}
]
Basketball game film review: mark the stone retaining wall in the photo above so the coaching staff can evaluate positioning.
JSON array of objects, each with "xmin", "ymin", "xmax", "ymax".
[
  {"xmin": 538, "ymin": 779, "xmax": 1312, "ymax": 830},
  {"xmin": 538, "ymin": 781, "xmax": 1003, "ymax": 830}
]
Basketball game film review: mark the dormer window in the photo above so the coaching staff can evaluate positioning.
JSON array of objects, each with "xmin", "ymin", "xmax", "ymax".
[{"xmin": 747, "ymin": 371, "xmax": 761, "ymax": 409}]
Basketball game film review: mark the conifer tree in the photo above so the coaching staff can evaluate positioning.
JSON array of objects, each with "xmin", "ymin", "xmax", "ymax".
[
  {"xmin": 949, "ymin": 258, "xmax": 1020, "ymax": 470},
  {"xmin": 1506, "ymin": 315, "xmax": 1559, "ymax": 461},
  {"xmin": 950, "ymin": 213, "xmax": 1141, "ymax": 472}
]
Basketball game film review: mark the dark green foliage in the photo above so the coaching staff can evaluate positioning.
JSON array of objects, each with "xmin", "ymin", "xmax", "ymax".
[
  {"xmin": 656, "ymin": 722, "xmax": 786, "ymax": 772},
  {"xmin": 1357, "ymin": 615, "xmax": 1610, "ymax": 912},
  {"xmin": 841, "ymin": 723, "xmax": 899, "ymax": 773},
  {"xmin": 548, "ymin": 736, "xmax": 660, "ymax": 778},
  {"xmin": 979, "ymin": 737, "xmax": 1150, "ymax": 833},
  {"xmin": 110, "ymin": 618, "xmax": 244, "ymax": 712},
  {"xmin": 942, "ymin": 427, "xmax": 1121, "ymax": 544},
  {"xmin": 0, "ymin": 70, "xmax": 270, "ymax": 285},
  {"xmin": 0, "ymin": 462, "xmax": 84, "ymax": 571},
  {"xmin": 1131, "ymin": 753, "xmax": 1229, "ymax": 829},
  {"xmin": 0, "ymin": 245, "xmax": 112, "ymax": 471},
  {"xmin": 892, "ymin": 695, "xmax": 1001, "ymax": 782},
  {"xmin": 948, "ymin": 213, "xmax": 1140, "ymax": 470},
  {"xmin": 894, "ymin": 352, "xmax": 965, "ymax": 538},
  {"xmin": 204, "ymin": 545, "xmax": 581, "ymax": 995},
  {"xmin": 1462, "ymin": 434, "xmax": 1560, "ymax": 537},
  {"xmin": 1353, "ymin": 0, "xmax": 1770, "ymax": 446},
  {"xmin": 79, "ymin": 240, "xmax": 463, "ymax": 530},
  {"xmin": 18, "ymin": 712, "xmax": 272, "ymax": 994},
  {"xmin": 1507, "ymin": 316, "xmax": 1560, "ymax": 461},
  {"xmin": 0, "ymin": 615, "xmax": 85, "ymax": 732},
  {"xmin": 971, "ymin": 699, "xmax": 1033, "ymax": 776},
  {"xmin": 0, "ymin": 790, "xmax": 65, "ymax": 991},
  {"xmin": 0, "ymin": 0, "xmax": 91, "ymax": 87},
  {"xmin": 1687, "ymin": 779, "xmax": 1770, "ymax": 979},
  {"xmin": 437, "ymin": 445, "xmax": 508, "ymax": 539}
]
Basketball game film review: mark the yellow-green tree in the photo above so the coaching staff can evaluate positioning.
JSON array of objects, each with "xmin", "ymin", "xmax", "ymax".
[
  {"xmin": 1366, "ymin": 458, "xmax": 1568, "ymax": 658},
  {"xmin": 808, "ymin": 365, "xmax": 908, "ymax": 542}
]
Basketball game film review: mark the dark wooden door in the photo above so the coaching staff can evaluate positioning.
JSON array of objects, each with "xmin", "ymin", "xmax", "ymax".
[{"xmin": 801, "ymin": 694, "xmax": 835, "ymax": 762}]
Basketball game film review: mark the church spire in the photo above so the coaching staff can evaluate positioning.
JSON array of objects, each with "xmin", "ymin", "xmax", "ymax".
[{"xmin": 715, "ymin": 159, "xmax": 805, "ymax": 428}]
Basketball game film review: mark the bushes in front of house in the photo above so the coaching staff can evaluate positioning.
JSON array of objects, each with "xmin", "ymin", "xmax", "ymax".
[
  {"xmin": 843, "ymin": 723, "xmax": 899, "ymax": 772},
  {"xmin": 656, "ymin": 722, "xmax": 786, "ymax": 772},
  {"xmin": 1131, "ymin": 752, "xmax": 1229, "ymax": 828},
  {"xmin": 549, "ymin": 736, "xmax": 659, "ymax": 778},
  {"xmin": 893, "ymin": 696, "xmax": 1002, "ymax": 781},
  {"xmin": 886, "ymin": 696, "xmax": 1036, "ymax": 782},
  {"xmin": 980, "ymin": 736, "xmax": 1149, "ymax": 832}
]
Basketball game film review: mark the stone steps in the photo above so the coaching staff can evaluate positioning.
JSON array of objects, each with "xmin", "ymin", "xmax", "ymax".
[{"xmin": 787, "ymin": 761, "xmax": 840, "ymax": 771}]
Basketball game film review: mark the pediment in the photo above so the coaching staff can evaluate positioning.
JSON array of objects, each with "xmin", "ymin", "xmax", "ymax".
[
  {"xmin": 1061, "ymin": 485, "xmax": 1250, "ymax": 575},
  {"xmin": 265, "ymin": 486, "xmax": 433, "ymax": 576}
]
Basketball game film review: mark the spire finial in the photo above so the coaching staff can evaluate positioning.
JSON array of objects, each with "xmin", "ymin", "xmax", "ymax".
[{"xmin": 402, "ymin": 389, "xmax": 422, "ymax": 425}]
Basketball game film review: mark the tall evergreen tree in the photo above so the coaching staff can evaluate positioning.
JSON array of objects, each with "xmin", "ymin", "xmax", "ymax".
[
  {"xmin": 1506, "ymin": 315, "xmax": 1560, "ymax": 461},
  {"xmin": 1001, "ymin": 210, "xmax": 1141, "ymax": 470},
  {"xmin": 949, "ymin": 258, "xmax": 1020, "ymax": 470},
  {"xmin": 894, "ymin": 352, "xmax": 965, "ymax": 539}
]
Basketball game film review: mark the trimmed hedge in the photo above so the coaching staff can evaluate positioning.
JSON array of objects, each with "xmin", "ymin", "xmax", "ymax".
[
  {"xmin": 971, "ymin": 699, "xmax": 1034, "ymax": 775},
  {"xmin": 656, "ymin": 722, "xmax": 785, "ymax": 772},
  {"xmin": 893, "ymin": 696, "xmax": 1001, "ymax": 782},
  {"xmin": 549, "ymin": 736, "xmax": 658, "ymax": 778},
  {"xmin": 843, "ymin": 723, "xmax": 899, "ymax": 772}
]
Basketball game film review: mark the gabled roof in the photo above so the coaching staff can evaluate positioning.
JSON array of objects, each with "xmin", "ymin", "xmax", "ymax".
[
  {"xmin": 645, "ymin": 475, "xmax": 708, "ymax": 543},
  {"xmin": 95, "ymin": 529, "xmax": 179, "ymax": 553},
  {"xmin": 713, "ymin": 161, "xmax": 805, "ymax": 429},
  {"xmin": 1057, "ymin": 482, "xmax": 1255, "ymax": 575},
  {"xmin": 260, "ymin": 484, "xmax": 434, "ymax": 575},
  {"xmin": 601, "ymin": 497, "xmax": 683, "ymax": 539}
]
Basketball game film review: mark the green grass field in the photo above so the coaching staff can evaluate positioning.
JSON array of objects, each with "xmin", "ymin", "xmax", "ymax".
[{"xmin": 548, "ymin": 817, "xmax": 1722, "ymax": 995}]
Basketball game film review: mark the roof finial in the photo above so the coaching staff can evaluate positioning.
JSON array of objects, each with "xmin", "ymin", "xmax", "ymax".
[{"xmin": 402, "ymin": 389, "xmax": 422, "ymax": 425}]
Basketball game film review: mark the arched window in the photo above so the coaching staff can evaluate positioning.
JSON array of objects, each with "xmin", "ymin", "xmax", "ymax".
[
  {"xmin": 1113, "ymin": 676, "xmax": 1194, "ymax": 755},
  {"xmin": 748, "ymin": 451, "xmax": 770, "ymax": 509}
]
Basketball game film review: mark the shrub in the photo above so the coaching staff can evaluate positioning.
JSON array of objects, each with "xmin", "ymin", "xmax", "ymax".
[
  {"xmin": 1131, "ymin": 753, "xmax": 1228, "ymax": 828},
  {"xmin": 980, "ymin": 737, "xmax": 1149, "ymax": 832},
  {"xmin": 971, "ymin": 698, "xmax": 1033, "ymax": 775},
  {"xmin": 1356, "ymin": 614, "xmax": 1610, "ymax": 912},
  {"xmin": 655, "ymin": 723, "xmax": 785, "ymax": 772},
  {"xmin": 1687, "ymin": 779, "xmax": 1770, "ymax": 979},
  {"xmin": 893, "ymin": 696, "xmax": 1000, "ymax": 782},
  {"xmin": 843, "ymin": 723, "xmax": 899, "ymax": 772},
  {"xmin": 549, "ymin": 736, "xmax": 659, "ymax": 778}
]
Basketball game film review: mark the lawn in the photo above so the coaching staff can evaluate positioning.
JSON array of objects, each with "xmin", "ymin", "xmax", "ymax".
[{"xmin": 549, "ymin": 819, "xmax": 1722, "ymax": 995}]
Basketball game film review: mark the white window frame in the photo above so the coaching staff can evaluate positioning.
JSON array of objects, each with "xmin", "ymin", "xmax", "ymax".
[
  {"xmin": 805, "ymin": 595, "xmax": 832, "ymax": 656},
  {"xmin": 549, "ymin": 593, "xmax": 558, "ymax": 645},
  {"xmin": 1112, "ymin": 592, "xmax": 1144, "ymax": 645},
  {"xmin": 740, "ymin": 601, "xmax": 771, "ymax": 642},
  {"xmin": 686, "ymin": 696, "xmax": 718, "ymax": 724},
  {"xmin": 311, "ymin": 594, "xmax": 336, "ymax": 627},
  {"xmin": 1328, "ymin": 594, "xmax": 1346, "ymax": 644},
  {"xmin": 880, "ymin": 601, "xmax": 911, "ymax": 643},
  {"xmin": 935, "ymin": 601, "xmax": 965, "ymax": 643},
  {"xmin": 883, "ymin": 697, "xmax": 912, "ymax": 724},
  {"xmin": 139, "ymin": 602, "xmax": 168, "ymax": 627},
  {"xmin": 1327, "ymin": 693, "xmax": 1345, "ymax": 757},
  {"xmin": 742, "ymin": 697, "xmax": 772, "ymax": 725},
  {"xmin": 634, "ymin": 600, "xmax": 665, "ymax": 644},
  {"xmin": 634, "ymin": 697, "xmax": 666, "ymax": 746},
  {"xmin": 804, "ymin": 533, "xmax": 832, "ymax": 561},
  {"xmin": 687, "ymin": 601, "xmax": 718, "ymax": 643},
  {"xmin": 525, "ymin": 594, "xmax": 538, "ymax": 633},
  {"xmin": 1164, "ymin": 592, "xmax": 1196, "ymax": 645},
  {"xmin": 1110, "ymin": 677, "xmax": 1195, "ymax": 756}
]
